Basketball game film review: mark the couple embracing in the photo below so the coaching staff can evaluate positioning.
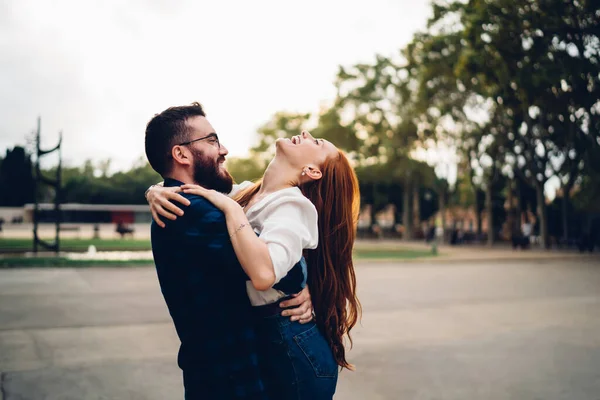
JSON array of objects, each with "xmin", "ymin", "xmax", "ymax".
[{"xmin": 144, "ymin": 102, "xmax": 360, "ymax": 399}]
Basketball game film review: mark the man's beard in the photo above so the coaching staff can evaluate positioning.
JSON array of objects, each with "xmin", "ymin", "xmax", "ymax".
[{"xmin": 190, "ymin": 148, "xmax": 233, "ymax": 194}]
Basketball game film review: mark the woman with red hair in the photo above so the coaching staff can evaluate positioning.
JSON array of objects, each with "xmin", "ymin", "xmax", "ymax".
[{"xmin": 148, "ymin": 130, "xmax": 360, "ymax": 399}]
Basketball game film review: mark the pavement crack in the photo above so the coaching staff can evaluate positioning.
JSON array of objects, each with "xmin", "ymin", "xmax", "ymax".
[
  {"xmin": 30, "ymin": 330, "xmax": 45, "ymax": 363},
  {"xmin": 1, "ymin": 371, "xmax": 6, "ymax": 400}
]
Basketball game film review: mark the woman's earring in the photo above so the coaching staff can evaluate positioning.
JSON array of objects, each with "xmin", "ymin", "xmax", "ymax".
[{"xmin": 301, "ymin": 171, "xmax": 306, "ymax": 176}]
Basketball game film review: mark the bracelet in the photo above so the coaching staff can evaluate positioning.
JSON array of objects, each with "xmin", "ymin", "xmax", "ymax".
[{"xmin": 230, "ymin": 223, "xmax": 248, "ymax": 238}]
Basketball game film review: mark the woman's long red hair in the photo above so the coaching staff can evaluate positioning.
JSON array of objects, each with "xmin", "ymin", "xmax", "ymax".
[{"xmin": 234, "ymin": 150, "xmax": 361, "ymax": 370}]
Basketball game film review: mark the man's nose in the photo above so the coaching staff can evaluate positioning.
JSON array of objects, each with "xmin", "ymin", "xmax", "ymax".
[{"xmin": 219, "ymin": 144, "xmax": 229, "ymax": 156}]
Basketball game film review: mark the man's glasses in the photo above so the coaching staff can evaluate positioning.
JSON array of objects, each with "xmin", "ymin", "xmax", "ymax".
[{"xmin": 178, "ymin": 133, "xmax": 221, "ymax": 149}]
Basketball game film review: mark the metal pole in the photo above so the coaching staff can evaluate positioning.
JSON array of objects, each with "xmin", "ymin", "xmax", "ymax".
[
  {"xmin": 55, "ymin": 132, "xmax": 62, "ymax": 254},
  {"xmin": 33, "ymin": 117, "xmax": 40, "ymax": 254}
]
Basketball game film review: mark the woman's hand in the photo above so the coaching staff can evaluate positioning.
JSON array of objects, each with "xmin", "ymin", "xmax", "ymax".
[
  {"xmin": 147, "ymin": 185, "xmax": 191, "ymax": 228},
  {"xmin": 181, "ymin": 184, "xmax": 240, "ymax": 214}
]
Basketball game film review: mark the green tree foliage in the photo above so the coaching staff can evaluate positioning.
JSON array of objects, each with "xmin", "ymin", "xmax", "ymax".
[
  {"xmin": 250, "ymin": 111, "xmax": 312, "ymax": 170},
  {"xmin": 404, "ymin": 0, "xmax": 600, "ymax": 246},
  {"xmin": 225, "ymin": 157, "xmax": 264, "ymax": 184},
  {"xmin": 0, "ymin": 147, "xmax": 35, "ymax": 206},
  {"xmin": 41, "ymin": 157, "xmax": 161, "ymax": 205}
]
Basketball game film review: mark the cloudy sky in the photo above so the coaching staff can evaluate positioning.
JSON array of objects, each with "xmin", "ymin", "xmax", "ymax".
[{"xmin": 0, "ymin": 0, "xmax": 432, "ymax": 172}]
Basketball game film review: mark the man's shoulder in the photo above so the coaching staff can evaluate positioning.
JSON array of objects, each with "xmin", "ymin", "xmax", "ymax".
[
  {"xmin": 152, "ymin": 195, "xmax": 224, "ymax": 232},
  {"xmin": 183, "ymin": 194, "xmax": 224, "ymax": 220}
]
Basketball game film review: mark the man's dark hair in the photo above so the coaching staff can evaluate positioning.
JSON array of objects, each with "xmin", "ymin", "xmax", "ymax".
[{"xmin": 145, "ymin": 102, "xmax": 206, "ymax": 176}]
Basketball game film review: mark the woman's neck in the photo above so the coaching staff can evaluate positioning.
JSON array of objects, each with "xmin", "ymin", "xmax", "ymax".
[{"xmin": 256, "ymin": 159, "xmax": 296, "ymax": 197}]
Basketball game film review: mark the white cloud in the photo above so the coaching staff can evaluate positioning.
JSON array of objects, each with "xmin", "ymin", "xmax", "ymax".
[{"xmin": 0, "ymin": 0, "xmax": 431, "ymax": 171}]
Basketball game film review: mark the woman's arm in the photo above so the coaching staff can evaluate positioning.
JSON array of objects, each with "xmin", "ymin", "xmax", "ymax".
[
  {"xmin": 149, "ymin": 183, "xmax": 315, "ymax": 323},
  {"xmin": 222, "ymin": 201, "xmax": 277, "ymax": 291},
  {"xmin": 181, "ymin": 184, "xmax": 317, "ymax": 293},
  {"xmin": 146, "ymin": 182, "xmax": 253, "ymax": 227},
  {"xmin": 181, "ymin": 184, "xmax": 275, "ymax": 291}
]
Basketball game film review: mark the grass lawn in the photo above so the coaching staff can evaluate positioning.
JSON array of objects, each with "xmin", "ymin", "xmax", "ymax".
[
  {"xmin": 0, "ymin": 238, "xmax": 437, "ymax": 267},
  {"xmin": 354, "ymin": 249, "xmax": 436, "ymax": 259},
  {"xmin": 0, "ymin": 238, "xmax": 152, "ymax": 253}
]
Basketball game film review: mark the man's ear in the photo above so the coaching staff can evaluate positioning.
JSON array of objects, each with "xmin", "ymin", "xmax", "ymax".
[
  {"xmin": 302, "ymin": 165, "xmax": 322, "ymax": 181},
  {"xmin": 171, "ymin": 145, "xmax": 192, "ymax": 166}
]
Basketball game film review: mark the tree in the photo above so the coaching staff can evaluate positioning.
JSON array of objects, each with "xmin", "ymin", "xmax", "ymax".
[
  {"xmin": 0, "ymin": 146, "xmax": 35, "ymax": 206},
  {"xmin": 51, "ymin": 157, "xmax": 161, "ymax": 205},
  {"xmin": 405, "ymin": 4, "xmax": 508, "ymax": 244},
  {"xmin": 224, "ymin": 110, "xmax": 315, "ymax": 186},
  {"xmin": 226, "ymin": 157, "xmax": 264, "ymax": 184},
  {"xmin": 329, "ymin": 54, "xmax": 437, "ymax": 238},
  {"xmin": 311, "ymin": 106, "xmax": 361, "ymax": 154},
  {"xmin": 249, "ymin": 111, "xmax": 312, "ymax": 170},
  {"xmin": 426, "ymin": 0, "xmax": 600, "ymax": 248}
]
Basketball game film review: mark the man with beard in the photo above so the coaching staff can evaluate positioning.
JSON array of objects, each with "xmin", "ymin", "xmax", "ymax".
[{"xmin": 144, "ymin": 103, "xmax": 312, "ymax": 399}]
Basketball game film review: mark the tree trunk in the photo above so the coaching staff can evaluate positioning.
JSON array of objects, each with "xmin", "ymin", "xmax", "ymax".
[
  {"xmin": 403, "ymin": 181, "xmax": 413, "ymax": 240},
  {"xmin": 394, "ymin": 207, "xmax": 402, "ymax": 231},
  {"xmin": 369, "ymin": 204, "xmax": 376, "ymax": 233},
  {"xmin": 369, "ymin": 185, "xmax": 377, "ymax": 235},
  {"xmin": 535, "ymin": 183, "xmax": 550, "ymax": 249},
  {"xmin": 413, "ymin": 186, "xmax": 420, "ymax": 235},
  {"xmin": 515, "ymin": 179, "xmax": 523, "ymax": 228},
  {"xmin": 561, "ymin": 182, "xmax": 573, "ymax": 246},
  {"xmin": 486, "ymin": 182, "xmax": 494, "ymax": 247},
  {"xmin": 439, "ymin": 189, "xmax": 446, "ymax": 244},
  {"xmin": 475, "ymin": 189, "xmax": 482, "ymax": 240},
  {"xmin": 507, "ymin": 179, "xmax": 515, "ymax": 239}
]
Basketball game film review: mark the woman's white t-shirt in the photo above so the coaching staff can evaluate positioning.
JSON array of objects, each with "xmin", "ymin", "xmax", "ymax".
[{"xmin": 229, "ymin": 182, "xmax": 318, "ymax": 306}]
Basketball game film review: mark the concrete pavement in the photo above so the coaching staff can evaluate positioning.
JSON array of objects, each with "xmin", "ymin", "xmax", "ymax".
[{"xmin": 1, "ymin": 259, "xmax": 600, "ymax": 399}]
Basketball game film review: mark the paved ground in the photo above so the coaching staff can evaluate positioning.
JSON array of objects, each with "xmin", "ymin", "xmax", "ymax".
[{"xmin": 1, "ymin": 257, "xmax": 600, "ymax": 400}]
